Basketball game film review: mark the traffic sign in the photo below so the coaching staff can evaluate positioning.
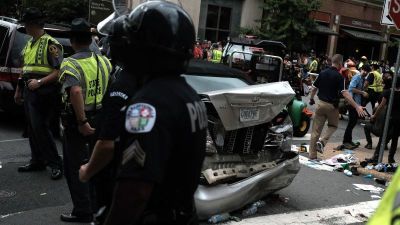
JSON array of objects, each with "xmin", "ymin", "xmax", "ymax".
[
  {"xmin": 382, "ymin": 0, "xmax": 394, "ymax": 25},
  {"xmin": 390, "ymin": 0, "xmax": 400, "ymax": 29}
]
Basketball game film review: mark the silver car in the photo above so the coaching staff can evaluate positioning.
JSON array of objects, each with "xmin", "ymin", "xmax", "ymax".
[{"xmin": 183, "ymin": 60, "xmax": 301, "ymax": 219}]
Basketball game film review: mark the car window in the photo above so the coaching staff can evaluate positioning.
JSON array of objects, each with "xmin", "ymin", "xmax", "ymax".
[
  {"xmin": 0, "ymin": 24, "xmax": 10, "ymax": 66},
  {"xmin": 9, "ymin": 30, "xmax": 30, "ymax": 67},
  {"xmin": 182, "ymin": 74, "xmax": 249, "ymax": 93},
  {"xmin": 224, "ymin": 44, "xmax": 252, "ymax": 61}
]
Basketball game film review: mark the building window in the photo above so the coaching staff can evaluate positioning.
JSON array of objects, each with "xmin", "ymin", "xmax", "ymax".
[{"xmin": 205, "ymin": 4, "xmax": 231, "ymax": 42}]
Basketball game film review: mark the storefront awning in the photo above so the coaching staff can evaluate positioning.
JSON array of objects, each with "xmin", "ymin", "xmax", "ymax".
[
  {"xmin": 341, "ymin": 28, "xmax": 386, "ymax": 42},
  {"xmin": 314, "ymin": 24, "xmax": 338, "ymax": 35}
]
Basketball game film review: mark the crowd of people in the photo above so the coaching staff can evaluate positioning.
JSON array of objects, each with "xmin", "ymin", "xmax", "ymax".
[{"xmin": 307, "ymin": 53, "xmax": 400, "ymax": 164}]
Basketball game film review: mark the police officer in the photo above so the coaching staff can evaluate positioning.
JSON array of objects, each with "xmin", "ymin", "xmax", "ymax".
[
  {"xmin": 78, "ymin": 67, "xmax": 137, "ymax": 224},
  {"xmin": 101, "ymin": 2, "xmax": 207, "ymax": 225},
  {"xmin": 15, "ymin": 8, "xmax": 63, "ymax": 180},
  {"xmin": 58, "ymin": 18, "xmax": 111, "ymax": 223}
]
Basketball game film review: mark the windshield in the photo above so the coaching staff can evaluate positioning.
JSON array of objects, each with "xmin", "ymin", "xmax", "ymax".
[{"xmin": 182, "ymin": 74, "xmax": 249, "ymax": 93}]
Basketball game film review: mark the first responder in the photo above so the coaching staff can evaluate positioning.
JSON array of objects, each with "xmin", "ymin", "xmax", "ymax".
[
  {"xmin": 58, "ymin": 18, "xmax": 111, "ymax": 223},
  {"xmin": 308, "ymin": 55, "xmax": 319, "ymax": 73},
  {"xmin": 211, "ymin": 43, "xmax": 222, "ymax": 63},
  {"xmin": 364, "ymin": 63, "xmax": 383, "ymax": 110},
  {"xmin": 79, "ymin": 67, "xmax": 138, "ymax": 224},
  {"xmin": 15, "ymin": 8, "xmax": 63, "ymax": 180},
  {"xmin": 102, "ymin": 2, "xmax": 207, "ymax": 224}
]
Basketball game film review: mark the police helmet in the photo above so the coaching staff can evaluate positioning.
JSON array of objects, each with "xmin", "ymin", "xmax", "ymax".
[{"xmin": 109, "ymin": 1, "xmax": 195, "ymax": 74}]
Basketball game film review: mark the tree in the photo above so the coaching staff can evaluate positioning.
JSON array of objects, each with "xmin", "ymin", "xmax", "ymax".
[
  {"xmin": 257, "ymin": 0, "xmax": 321, "ymax": 52},
  {"xmin": 0, "ymin": 0, "xmax": 89, "ymax": 25},
  {"xmin": 24, "ymin": 0, "xmax": 89, "ymax": 25}
]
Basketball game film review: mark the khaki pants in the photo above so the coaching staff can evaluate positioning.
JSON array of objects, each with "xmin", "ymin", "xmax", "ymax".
[{"xmin": 309, "ymin": 100, "xmax": 339, "ymax": 159}]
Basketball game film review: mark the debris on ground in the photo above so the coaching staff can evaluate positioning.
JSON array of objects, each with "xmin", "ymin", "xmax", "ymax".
[
  {"xmin": 299, "ymin": 155, "xmax": 335, "ymax": 171},
  {"xmin": 353, "ymin": 184, "xmax": 384, "ymax": 194},
  {"xmin": 208, "ymin": 213, "xmax": 240, "ymax": 224},
  {"xmin": 370, "ymin": 195, "xmax": 381, "ymax": 199},
  {"xmin": 40, "ymin": 193, "xmax": 47, "ymax": 196},
  {"xmin": 322, "ymin": 153, "xmax": 358, "ymax": 166},
  {"xmin": 364, "ymin": 174, "xmax": 374, "ymax": 179}
]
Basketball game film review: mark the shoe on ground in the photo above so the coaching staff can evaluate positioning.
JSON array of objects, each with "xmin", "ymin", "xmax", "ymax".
[
  {"xmin": 352, "ymin": 141, "xmax": 360, "ymax": 147},
  {"xmin": 389, "ymin": 158, "xmax": 396, "ymax": 164},
  {"xmin": 60, "ymin": 213, "xmax": 93, "ymax": 223},
  {"xmin": 51, "ymin": 168, "xmax": 63, "ymax": 180},
  {"xmin": 316, "ymin": 140, "xmax": 325, "ymax": 153},
  {"xmin": 365, "ymin": 143, "xmax": 373, "ymax": 149},
  {"xmin": 18, "ymin": 163, "xmax": 46, "ymax": 172},
  {"xmin": 365, "ymin": 157, "xmax": 378, "ymax": 164},
  {"xmin": 343, "ymin": 142, "xmax": 357, "ymax": 150}
]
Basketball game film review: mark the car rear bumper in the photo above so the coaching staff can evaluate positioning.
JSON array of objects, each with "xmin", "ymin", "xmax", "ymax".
[{"xmin": 195, "ymin": 152, "xmax": 300, "ymax": 219}]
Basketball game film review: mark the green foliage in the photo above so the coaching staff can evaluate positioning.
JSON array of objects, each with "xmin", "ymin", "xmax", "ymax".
[
  {"xmin": 257, "ymin": 0, "xmax": 321, "ymax": 51},
  {"xmin": 24, "ymin": 0, "xmax": 89, "ymax": 24},
  {"xmin": 0, "ymin": 0, "xmax": 89, "ymax": 25}
]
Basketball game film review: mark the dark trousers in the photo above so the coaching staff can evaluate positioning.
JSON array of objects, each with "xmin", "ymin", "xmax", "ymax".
[
  {"xmin": 62, "ymin": 123, "xmax": 95, "ymax": 216},
  {"xmin": 364, "ymin": 123, "xmax": 391, "ymax": 145},
  {"xmin": 23, "ymin": 88, "xmax": 62, "ymax": 169},
  {"xmin": 343, "ymin": 106, "xmax": 358, "ymax": 144},
  {"xmin": 373, "ymin": 118, "xmax": 400, "ymax": 162},
  {"xmin": 363, "ymin": 89, "xmax": 381, "ymax": 110}
]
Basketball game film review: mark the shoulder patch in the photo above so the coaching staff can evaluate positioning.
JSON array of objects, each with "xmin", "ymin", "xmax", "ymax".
[
  {"xmin": 48, "ymin": 44, "xmax": 60, "ymax": 58},
  {"xmin": 125, "ymin": 103, "xmax": 156, "ymax": 133}
]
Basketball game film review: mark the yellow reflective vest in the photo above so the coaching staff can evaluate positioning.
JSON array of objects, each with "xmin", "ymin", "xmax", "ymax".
[
  {"xmin": 369, "ymin": 71, "xmax": 383, "ymax": 93},
  {"xmin": 22, "ymin": 34, "xmax": 62, "ymax": 77},
  {"xmin": 368, "ymin": 169, "xmax": 400, "ymax": 225},
  {"xmin": 309, "ymin": 59, "xmax": 318, "ymax": 72},
  {"xmin": 59, "ymin": 52, "xmax": 112, "ymax": 111},
  {"xmin": 211, "ymin": 49, "xmax": 222, "ymax": 63}
]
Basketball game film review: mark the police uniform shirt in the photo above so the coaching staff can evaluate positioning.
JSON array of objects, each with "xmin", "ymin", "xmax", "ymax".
[
  {"xmin": 21, "ymin": 37, "xmax": 63, "ymax": 70},
  {"xmin": 117, "ymin": 76, "xmax": 207, "ymax": 216},
  {"xmin": 96, "ymin": 69, "xmax": 138, "ymax": 140},
  {"xmin": 313, "ymin": 66, "xmax": 345, "ymax": 104}
]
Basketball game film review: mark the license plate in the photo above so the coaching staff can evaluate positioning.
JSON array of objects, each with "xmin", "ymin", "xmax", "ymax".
[{"xmin": 240, "ymin": 108, "xmax": 260, "ymax": 122}]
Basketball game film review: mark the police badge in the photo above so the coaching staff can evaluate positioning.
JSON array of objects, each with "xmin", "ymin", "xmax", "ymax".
[{"xmin": 125, "ymin": 103, "xmax": 156, "ymax": 133}]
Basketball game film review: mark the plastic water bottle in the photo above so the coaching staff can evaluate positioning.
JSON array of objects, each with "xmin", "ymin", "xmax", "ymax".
[
  {"xmin": 242, "ymin": 206, "xmax": 258, "ymax": 217},
  {"xmin": 344, "ymin": 169, "xmax": 352, "ymax": 177},
  {"xmin": 364, "ymin": 174, "xmax": 374, "ymax": 179},
  {"xmin": 208, "ymin": 213, "xmax": 231, "ymax": 224},
  {"xmin": 252, "ymin": 200, "xmax": 266, "ymax": 208}
]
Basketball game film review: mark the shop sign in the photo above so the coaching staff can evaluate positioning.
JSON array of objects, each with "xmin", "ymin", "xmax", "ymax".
[{"xmin": 341, "ymin": 16, "xmax": 382, "ymax": 31}]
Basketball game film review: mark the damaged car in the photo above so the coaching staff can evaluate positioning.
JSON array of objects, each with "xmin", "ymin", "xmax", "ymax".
[{"xmin": 183, "ymin": 60, "xmax": 300, "ymax": 219}]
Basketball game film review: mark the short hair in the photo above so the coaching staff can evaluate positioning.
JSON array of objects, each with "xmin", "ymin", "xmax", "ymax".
[{"xmin": 332, "ymin": 54, "xmax": 343, "ymax": 66}]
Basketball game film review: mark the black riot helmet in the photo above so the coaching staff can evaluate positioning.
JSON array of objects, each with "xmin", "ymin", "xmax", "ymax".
[{"xmin": 109, "ymin": 1, "xmax": 195, "ymax": 75}]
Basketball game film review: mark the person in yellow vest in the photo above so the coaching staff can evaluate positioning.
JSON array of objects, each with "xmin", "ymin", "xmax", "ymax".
[
  {"xmin": 364, "ymin": 63, "xmax": 383, "ymax": 110},
  {"xmin": 15, "ymin": 8, "xmax": 63, "ymax": 180},
  {"xmin": 211, "ymin": 43, "xmax": 222, "ymax": 63},
  {"xmin": 308, "ymin": 55, "xmax": 319, "ymax": 73},
  {"xmin": 58, "ymin": 18, "xmax": 111, "ymax": 223}
]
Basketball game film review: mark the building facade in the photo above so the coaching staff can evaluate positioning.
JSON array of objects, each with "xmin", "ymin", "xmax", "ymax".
[{"xmin": 128, "ymin": 0, "xmax": 396, "ymax": 62}]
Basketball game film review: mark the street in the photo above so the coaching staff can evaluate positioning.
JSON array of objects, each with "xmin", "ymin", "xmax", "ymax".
[{"xmin": 0, "ymin": 98, "xmax": 389, "ymax": 225}]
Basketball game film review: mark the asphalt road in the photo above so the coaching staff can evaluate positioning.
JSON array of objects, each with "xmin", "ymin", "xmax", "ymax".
[{"xmin": 0, "ymin": 99, "xmax": 385, "ymax": 224}]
